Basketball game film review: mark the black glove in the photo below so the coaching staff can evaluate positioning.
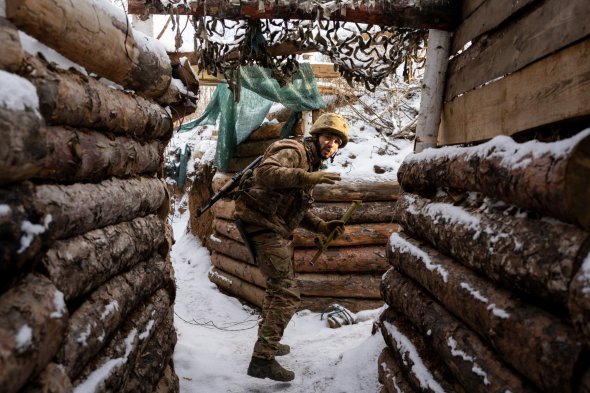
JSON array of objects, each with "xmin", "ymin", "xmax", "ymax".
[{"xmin": 317, "ymin": 220, "xmax": 345, "ymax": 239}]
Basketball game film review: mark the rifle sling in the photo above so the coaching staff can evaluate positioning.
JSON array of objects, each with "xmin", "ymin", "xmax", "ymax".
[{"xmin": 234, "ymin": 219, "xmax": 273, "ymax": 263}]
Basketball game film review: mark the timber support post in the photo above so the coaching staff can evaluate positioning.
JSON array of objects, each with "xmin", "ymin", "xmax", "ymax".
[{"xmin": 414, "ymin": 29, "xmax": 451, "ymax": 153}]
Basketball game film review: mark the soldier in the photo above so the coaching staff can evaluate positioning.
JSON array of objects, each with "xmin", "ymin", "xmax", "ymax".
[{"xmin": 234, "ymin": 113, "xmax": 350, "ymax": 382}]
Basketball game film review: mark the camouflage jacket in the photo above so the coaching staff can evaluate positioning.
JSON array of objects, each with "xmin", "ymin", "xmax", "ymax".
[{"xmin": 234, "ymin": 138, "xmax": 324, "ymax": 238}]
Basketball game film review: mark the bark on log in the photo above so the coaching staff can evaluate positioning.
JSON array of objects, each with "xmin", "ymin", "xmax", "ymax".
[
  {"xmin": 295, "ymin": 223, "xmax": 398, "ymax": 248},
  {"xmin": 154, "ymin": 362, "xmax": 180, "ymax": 393},
  {"xmin": 569, "ymin": 251, "xmax": 590, "ymax": 347},
  {"xmin": 211, "ymin": 252, "xmax": 264, "ymax": 286},
  {"xmin": 234, "ymin": 138, "xmax": 277, "ymax": 158},
  {"xmin": 398, "ymin": 130, "xmax": 590, "ymax": 231},
  {"xmin": 244, "ymin": 121, "xmax": 303, "ymax": 141},
  {"xmin": 300, "ymin": 297, "xmax": 383, "ymax": 313},
  {"xmin": 395, "ymin": 192, "xmax": 590, "ymax": 306},
  {"xmin": 208, "ymin": 267, "xmax": 265, "ymax": 308},
  {"xmin": 378, "ymin": 347, "xmax": 418, "ymax": 393},
  {"xmin": 35, "ymin": 177, "xmax": 168, "ymax": 240},
  {"xmin": 6, "ymin": 0, "xmax": 172, "ymax": 98},
  {"xmin": 209, "ymin": 232, "xmax": 254, "ymax": 265},
  {"xmin": 0, "ymin": 106, "xmax": 45, "ymax": 184},
  {"xmin": 381, "ymin": 269, "xmax": 537, "ymax": 393},
  {"xmin": 211, "ymin": 198, "xmax": 397, "ymax": 223},
  {"xmin": 388, "ymin": 231, "xmax": 582, "ymax": 392},
  {"xmin": 24, "ymin": 55, "xmax": 172, "ymax": 140},
  {"xmin": 38, "ymin": 126, "xmax": 164, "ymax": 183},
  {"xmin": 19, "ymin": 362, "xmax": 73, "ymax": 393},
  {"xmin": 122, "ymin": 309, "xmax": 176, "ymax": 393},
  {"xmin": 212, "ymin": 173, "xmax": 400, "ymax": 202},
  {"xmin": 297, "ymin": 273, "xmax": 381, "ymax": 298},
  {"xmin": 0, "ymin": 274, "xmax": 68, "ymax": 393},
  {"xmin": 128, "ymin": 0, "xmax": 457, "ymax": 30},
  {"xmin": 73, "ymin": 289, "xmax": 171, "ymax": 393},
  {"xmin": 0, "ymin": 18, "xmax": 25, "ymax": 72},
  {"xmin": 379, "ymin": 308, "xmax": 463, "ymax": 393},
  {"xmin": 42, "ymin": 215, "xmax": 167, "ymax": 301},
  {"xmin": 294, "ymin": 245, "xmax": 389, "ymax": 273},
  {"xmin": 57, "ymin": 256, "xmax": 171, "ymax": 379},
  {"xmin": 188, "ymin": 161, "xmax": 215, "ymax": 245}
]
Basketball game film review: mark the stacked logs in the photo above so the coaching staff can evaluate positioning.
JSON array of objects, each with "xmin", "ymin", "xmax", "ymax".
[
  {"xmin": 0, "ymin": 1, "xmax": 180, "ymax": 392},
  {"xmin": 199, "ymin": 122, "xmax": 401, "ymax": 312},
  {"xmin": 378, "ymin": 130, "xmax": 590, "ymax": 392}
]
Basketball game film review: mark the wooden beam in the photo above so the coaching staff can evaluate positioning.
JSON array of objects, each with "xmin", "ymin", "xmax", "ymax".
[
  {"xmin": 128, "ymin": 0, "xmax": 458, "ymax": 30},
  {"xmin": 438, "ymin": 38, "xmax": 590, "ymax": 146}
]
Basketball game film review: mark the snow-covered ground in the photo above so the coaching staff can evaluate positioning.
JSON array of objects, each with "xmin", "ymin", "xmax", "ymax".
[{"xmin": 170, "ymin": 207, "xmax": 386, "ymax": 393}]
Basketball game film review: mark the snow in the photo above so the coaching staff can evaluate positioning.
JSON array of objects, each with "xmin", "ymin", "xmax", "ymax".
[
  {"xmin": 0, "ymin": 204, "xmax": 11, "ymax": 216},
  {"xmin": 50, "ymin": 289, "xmax": 67, "ymax": 319},
  {"xmin": 447, "ymin": 336, "xmax": 489, "ymax": 385},
  {"xmin": 170, "ymin": 207, "xmax": 386, "ymax": 392},
  {"xmin": 382, "ymin": 320, "xmax": 445, "ymax": 393},
  {"xmin": 0, "ymin": 70, "xmax": 40, "ymax": 115},
  {"xmin": 577, "ymin": 252, "xmax": 590, "ymax": 295},
  {"xmin": 19, "ymin": 31, "xmax": 88, "ymax": 75},
  {"xmin": 15, "ymin": 324, "xmax": 33, "ymax": 353},
  {"xmin": 100, "ymin": 301, "xmax": 120, "ymax": 320},
  {"xmin": 389, "ymin": 232, "xmax": 449, "ymax": 282}
]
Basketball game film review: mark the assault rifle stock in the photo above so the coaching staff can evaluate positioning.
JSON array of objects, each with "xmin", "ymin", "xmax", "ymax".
[{"xmin": 195, "ymin": 155, "xmax": 263, "ymax": 218}]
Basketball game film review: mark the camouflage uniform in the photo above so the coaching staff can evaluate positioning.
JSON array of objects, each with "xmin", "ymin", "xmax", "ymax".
[{"xmin": 234, "ymin": 137, "xmax": 324, "ymax": 360}]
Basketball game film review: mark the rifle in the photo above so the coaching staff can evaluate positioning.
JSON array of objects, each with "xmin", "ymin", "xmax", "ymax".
[
  {"xmin": 195, "ymin": 155, "xmax": 263, "ymax": 218},
  {"xmin": 309, "ymin": 199, "xmax": 362, "ymax": 266}
]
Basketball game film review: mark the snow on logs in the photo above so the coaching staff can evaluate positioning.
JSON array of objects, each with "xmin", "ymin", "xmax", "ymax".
[
  {"xmin": 206, "ymin": 163, "xmax": 400, "ymax": 312},
  {"xmin": 380, "ymin": 131, "xmax": 590, "ymax": 393},
  {"xmin": 0, "ymin": 3, "xmax": 178, "ymax": 391}
]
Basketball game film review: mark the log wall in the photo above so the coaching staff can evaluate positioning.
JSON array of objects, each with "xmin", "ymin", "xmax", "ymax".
[
  {"xmin": 379, "ymin": 131, "xmax": 590, "ymax": 393},
  {"xmin": 0, "ymin": 2, "xmax": 179, "ymax": 392},
  {"xmin": 195, "ymin": 123, "xmax": 400, "ymax": 313}
]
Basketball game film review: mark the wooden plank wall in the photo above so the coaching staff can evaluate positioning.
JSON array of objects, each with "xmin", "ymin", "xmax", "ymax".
[{"xmin": 438, "ymin": 0, "xmax": 590, "ymax": 145}]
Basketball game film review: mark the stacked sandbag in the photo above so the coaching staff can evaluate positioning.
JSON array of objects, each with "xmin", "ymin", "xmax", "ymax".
[
  {"xmin": 202, "ymin": 122, "xmax": 401, "ymax": 312},
  {"xmin": 0, "ymin": 1, "xmax": 181, "ymax": 391},
  {"xmin": 378, "ymin": 130, "xmax": 590, "ymax": 392}
]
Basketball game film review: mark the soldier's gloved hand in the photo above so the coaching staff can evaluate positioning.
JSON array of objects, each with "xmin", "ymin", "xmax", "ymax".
[
  {"xmin": 317, "ymin": 220, "xmax": 345, "ymax": 239},
  {"xmin": 302, "ymin": 171, "xmax": 341, "ymax": 185}
]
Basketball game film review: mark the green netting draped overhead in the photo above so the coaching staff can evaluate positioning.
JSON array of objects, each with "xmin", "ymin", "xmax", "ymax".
[{"xmin": 177, "ymin": 63, "xmax": 326, "ymax": 171}]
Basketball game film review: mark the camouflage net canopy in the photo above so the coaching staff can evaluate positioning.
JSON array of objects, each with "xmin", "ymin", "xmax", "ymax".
[{"xmin": 141, "ymin": 1, "xmax": 428, "ymax": 91}]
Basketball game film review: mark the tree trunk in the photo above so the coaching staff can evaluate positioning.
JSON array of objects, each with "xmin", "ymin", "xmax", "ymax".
[
  {"xmin": 398, "ymin": 130, "xmax": 590, "ymax": 231},
  {"xmin": 211, "ymin": 199, "xmax": 399, "ymax": 223},
  {"xmin": 153, "ymin": 362, "xmax": 179, "ymax": 393},
  {"xmin": 568, "ymin": 250, "xmax": 590, "ymax": 347},
  {"xmin": 0, "ymin": 18, "xmax": 25, "ymax": 72},
  {"xmin": 379, "ymin": 307, "xmax": 463, "ymax": 393},
  {"xmin": 127, "ymin": 0, "xmax": 457, "ymax": 30},
  {"xmin": 388, "ymin": 231, "xmax": 583, "ymax": 392},
  {"xmin": 24, "ymin": 55, "xmax": 172, "ymax": 140},
  {"xmin": 381, "ymin": 269, "xmax": 538, "ymax": 393},
  {"xmin": 6, "ymin": 0, "xmax": 171, "ymax": 98},
  {"xmin": 35, "ymin": 177, "xmax": 168, "ymax": 240},
  {"xmin": 42, "ymin": 215, "xmax": 167, "ymax": 301},
  {"xmin": 300, "ymin": 296, "xmax": 383, "ymax": 313},
  {"xmin": 0, "ymin": 274, "xmax": 68, "ymax": 393},
  {"xmin": 395, "ymin": 192, "xmax": 590, "ymax": 306},
  {"xmin": 297, "ymin": 272, "xmax": 381, "ymax": 298},
  {"xmin": 38, "ymin": 126, "xmax": 164, "ymax": 183},
  {"xmin": 0, "ymin": 106, "xmax": 45, "ymax": 184},
  {"xmin": 188, "ymin": 162, "xmax": 216, "ymax": 245},
  {"xmin": 244, "ymin": 121, "xmax": 303, "ymax": 141},
  {"xmin": 212, "ymin": 174, "xmax": 400, "ymax": 202},
  {"xmin": 57, "ymin": 255, "xmax": 172, "ymax": 379},
  {"xmin": 378, "ymin": 347, "xmax": 418, "ymax": 393},
  {"xmin": 294, "ymin": 245, "xmax": 389, "ymax": 273},
  {"xmin": 122, "ymin": 308, "xmax": 176, "ymax": 393},
  {"xmin": 211, "ymin": 252, "xmax": 264, "ymax": 286},
  {"xmin": 73, "ymin": 289, "xmax": 171, "ymax": 393},
  {"xmin": 209, "ymin": 233, "xmax": 253, "ymax": 265},
  {"xmin": 208, "ymin": 267, "xmax": 265, "ymax": 308},
  {"xmin": 294, "ymin": 223, "xmax": 398, "ymax": 247},
  {"xmin": 18, "ymin": 362, "xmax": 73, "ymax": 393}
]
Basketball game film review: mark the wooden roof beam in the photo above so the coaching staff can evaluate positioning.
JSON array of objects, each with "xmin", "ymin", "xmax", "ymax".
[{"xmin": 127, "ymin": 0, "xmax": 458, "ymax": 31}]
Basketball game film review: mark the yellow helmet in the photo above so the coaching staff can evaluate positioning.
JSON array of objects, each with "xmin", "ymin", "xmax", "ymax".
[{"xmin": 310, "ymin": 113, "xmax": 349, "ymax": 148}]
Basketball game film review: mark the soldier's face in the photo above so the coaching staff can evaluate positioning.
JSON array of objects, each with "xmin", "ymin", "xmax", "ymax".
[{"xmin": 318, "ymin": 133, "xmax": 341, "ymax": 158}]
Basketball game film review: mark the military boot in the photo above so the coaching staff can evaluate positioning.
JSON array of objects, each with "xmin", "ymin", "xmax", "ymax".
[
  {"xmin": 276, "ymin": 343, "xmax": 290, "ymax": 356},
  {"xmin": 247, "ymin": 357, "xmax": 295, "ymax": 382}
]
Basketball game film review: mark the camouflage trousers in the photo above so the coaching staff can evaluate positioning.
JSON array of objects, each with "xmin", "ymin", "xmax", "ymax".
[{"xmin": 251, "ymin": 232, "xmax": 301, "ymax": 360}]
